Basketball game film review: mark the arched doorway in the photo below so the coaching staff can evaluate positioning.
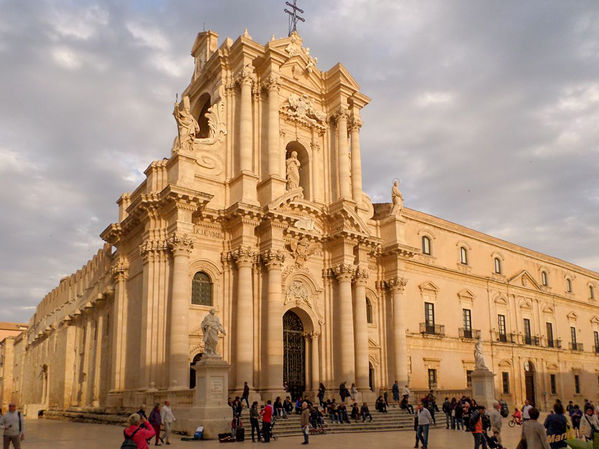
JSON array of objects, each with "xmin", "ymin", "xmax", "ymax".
[
  {"xmin": 283, "ymin": 310, "xmax": 305, "ymax": 400},
  {"xmin": 368, "ymin": 362, "xmax": 375, "ymax": 391},
  {"xmin": 524, "ymin": 360, "xmax": 535, "ymax": 406},
  {"xmin": 190, "ymin": 353, "xmax": 203, "ymax": 389}
]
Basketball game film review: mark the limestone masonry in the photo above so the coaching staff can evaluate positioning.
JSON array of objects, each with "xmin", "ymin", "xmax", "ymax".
[{"xmin": 2, "ymin": 29, "xmax": 599, "ymax": 419}]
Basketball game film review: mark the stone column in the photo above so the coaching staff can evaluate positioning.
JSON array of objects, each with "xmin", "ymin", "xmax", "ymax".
[
  {"xmin": 110, "ymin": 257, "xmax": 128, "ymax": 391},
  {"xmin": 333, "ymin": 263, "xmax": 356, "ymax": 384},
  {"xmin": 336, "ymin": 108, "xmax": 351, "ymax": 200},
  {"xmin": 311, "ymin": 332, "xmax": 320, "ymax": 392},
  {"xmin": 167, "ymin": 233, "xmax": 194, "ymax": 389},
  {"xmin": 262, "ymin": 249, "xmax": 285, "ymax": 392},
  {"xmin": 350, "ymin": 117, "xmax": 363, "ymax": 202},
  {"xmin": 265, "ymin": 74, "xmax": 281, "ymax": 177},
  {"xmin": 237, "ymin": 64, "xmax": 256, "ymax": 174},
  {"xmin": 231, "ymin": 247, "xmax": 256, "ymax": 389},
  {"xmin": 389, "ymin": 277, "xmax": 409, "ymax": 385},
  {"xmin": 92, "ymin": 311, "xmax": 104, "ymax": 407},
  {"xmin": 81, "ymin": 317, "xmax": 93, "ymax": 406},
  {"xmin": 353, "ymin": 267, "xmax": 370, "ymax": 389},
  {"xmin": 304, "ymin": 333, "xmax": 312, "ymax": 391}
]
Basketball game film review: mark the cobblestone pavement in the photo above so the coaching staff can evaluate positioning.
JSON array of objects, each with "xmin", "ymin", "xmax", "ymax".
[{"xmin": 23, "ymin": 418, "xmax": 528, "ymax": 448}]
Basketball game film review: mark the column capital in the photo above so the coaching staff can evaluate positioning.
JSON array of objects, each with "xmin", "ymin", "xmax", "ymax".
[
  {"xmin": 261, "ymin": 249, "xmax": 285, "ymax": 269},
  {"xmin": 230, "ymin": 246, "xmax": 256, "ymax": 267},
  {"xmin": 332, "ymin": 263, "xmax": 355, "ymax": 281},
  {"xmin": 139, "ymin": 239, "xmax": 168, "ymax": 263},
  {"xmin": 111, "ymin": 257, "xmax": 129, "ymax": 282},
  {"xmin": 332, "ymin": 106, "xmax": 349, "ymax": 123},
  {"xmin": 236, "ymin": 63, "xmax": 256, "ymax": 87},
  {"xmin": 354, "ymin": 267, "xmax": 369, "ymax": 286},
  {"xmin": 167, "ymin": 232, "xmax": 194, "ymax": 256},
  {"xmin": 387, "ymin": 277, "xmax": 408, "ymax": 293},
  {"xmin": 262, "ymin": 73, "xmax": 281, "ymax": 93},
  {"xmin": 349, "ymin": 116, "xmax": 363, "ymax": 132}
]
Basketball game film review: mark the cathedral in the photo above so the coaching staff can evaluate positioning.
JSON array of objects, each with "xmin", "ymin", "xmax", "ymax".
[{"xmin": 2, "ymin": 29, "xmax": 599, "ymax": 418}]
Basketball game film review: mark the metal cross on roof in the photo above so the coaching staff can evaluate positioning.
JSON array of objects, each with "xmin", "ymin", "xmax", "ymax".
[{"xmin": 284, "ymin": 0, "xmax": 305, "ymax": 36}]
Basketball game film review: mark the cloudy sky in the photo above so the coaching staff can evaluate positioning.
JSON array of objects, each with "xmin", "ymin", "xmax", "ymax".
[{"xmin": 1, "ymin": 0, "xmax": 598, "ymax": 322}]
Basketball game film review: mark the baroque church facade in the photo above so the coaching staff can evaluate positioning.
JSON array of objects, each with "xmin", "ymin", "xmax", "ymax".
[{"xmin": 3, "ymin": 29, "xmax": 599, "ymax": 415}]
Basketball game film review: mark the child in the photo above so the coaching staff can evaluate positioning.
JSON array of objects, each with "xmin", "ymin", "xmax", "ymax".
[{"xmin": 512, "ymin": 407, "xmax": 522, "ymax": 425}]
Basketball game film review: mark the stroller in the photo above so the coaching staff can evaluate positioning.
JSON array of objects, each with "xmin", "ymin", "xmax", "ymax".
[
  {"xmin": 269, "ymin": 416, "xmax": 278, "ymax": 441},
  {"xmin": 485, "ymin": 432, "xmax": 503, "ymax": 449}
]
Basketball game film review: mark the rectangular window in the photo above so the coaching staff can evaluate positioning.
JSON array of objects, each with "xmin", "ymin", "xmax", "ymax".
[
  {"xmin": 428, "ymin": 369, "xmax": 437, "ymax": 389},
  {"xmin": 591, "ymin": 285, "xmax": 595, "ymax": 300},
  {"xmin": 460, "ymin": 247, "xmax": 468, "ymax": 265},
  {"xmin": 425, "ymin": 302, "xmax": 435, "ymax": 332},
  {"xmin": 547, "ymin": 322, "xmax": 554, "ymax": 348},
  {"xmin": 463, "ymin": 309, "xmax": 472, "ymax": 338},
  {"xmin": 524, "ymin": 318, "xmax": 532, "ymax": 345},
  {"xmin": 502, "ymin": 372, "xmax": 510, "ymax": 394},
  {"xmin": 466, "ymin": 370, "xmax": 473, "ymax": 388},
  {"xmin": 595, "ymin": 331, "xmax": 599, "ymax": 353},
  {"xmin": 498, "ymin": 315, "xmax": 507, "ymax": 342},
  {"xmin": 571, "ymin": 326, "xmax": 577, "ymax": 347},
  {"xmin": 550, "ymin": 374, "xmax": 557, "ymax": 395},
  {"xmin": 574, "ymin": 374, "xmax": 580, "ymax": 394}
]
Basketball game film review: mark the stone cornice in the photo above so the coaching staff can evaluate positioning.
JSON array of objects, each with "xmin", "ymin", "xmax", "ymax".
[{"xmin": 380, "ymin": 243, "xmax": 418, "ymax": 259}]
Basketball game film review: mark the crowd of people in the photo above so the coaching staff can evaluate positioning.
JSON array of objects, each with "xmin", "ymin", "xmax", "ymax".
[{"xmin": 121, "ymin": 400, "xmax": 177, "ymax": 449}]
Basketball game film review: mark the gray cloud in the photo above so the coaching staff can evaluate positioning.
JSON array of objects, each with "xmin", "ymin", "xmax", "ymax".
[{"xmin": 1, "ymin": 0, "xmax": 598, "ymax": 322}]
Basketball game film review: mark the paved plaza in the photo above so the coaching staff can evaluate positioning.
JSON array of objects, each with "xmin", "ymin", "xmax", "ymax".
[{"xmin": 22, "ymin": 418, "xmax": 528, "ymax": 448}]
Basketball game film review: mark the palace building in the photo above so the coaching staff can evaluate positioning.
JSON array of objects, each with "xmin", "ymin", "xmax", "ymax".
[{"xmin": 3, "ymin": 29, "xmax": 599, "ymax": 416}]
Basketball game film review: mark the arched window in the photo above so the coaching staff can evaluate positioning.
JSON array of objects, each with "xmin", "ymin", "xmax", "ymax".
[
  {"xmin": 422, "ymin": 236, "xmax": 431, "ymax": 255},
  {"xmin": 590, "ymin": 285, "xmax": 595, "ymax": 300},
  {"xmin": 566, "ymin": 278, "xmax": 572, "ymax": 293},
  {"xmin": 366, "ymin": 298, "xmax": 374, "ymax": 324},
  {"xmin": 494, "ymin": 257, "xmax": 502, "ymax": 274},
  {"xmin": 460, "ymin": 247, "xmax": 468, "ymax": 265},
  {"xmin": 541, "ymin": 271, "xmax": 548, "ymax": 286},
  {"xmin": 192, "ymin": 271, "xmax": 213, "ymax": 306}
]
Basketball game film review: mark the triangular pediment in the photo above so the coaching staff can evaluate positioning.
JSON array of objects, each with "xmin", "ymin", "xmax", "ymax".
[
  {"xmin": 591, "ymin": 316, "xmax": 599, "ymax": 325},
  {"xmin": 493, "ymin": 294, "xmax": 508, "ymax": 306},
  {"xmin": 508, "ymin": 270, "xmax": 542, "ymax": 291},
  {"xmin": 542, "ymin": 305, "xmax": 555, "ymax": 314},
  {"xmin": 457, "ymin": 289, "xmax": 475, "ymax": 300},
  {"xmin": 567, "ymin": 312, "xmax": 578, "ymax": 321},
  {"xmin": 325, "ymin": 63, "xmax": 360, "ymax": 91},
  {"xmin": 419, "ymin": 281, "xmax": 439, "ymax": 293}
]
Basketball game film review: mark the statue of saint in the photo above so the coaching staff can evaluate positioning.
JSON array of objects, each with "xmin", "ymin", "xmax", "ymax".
[
  {"xmin": 201, "ymin": 309, "xmax": 226, "ymax": 357},
  {"xmin": 474, "ymin": 338, "xmax": 488, "ymax": 370},
  {"xmin": 173, "ymin": 95, "xmax": 199, "ymax": 152},
  {"xmin": 286, "ymin": 151, "xmax": 301, "ymax": 190},
  {"xmin": 390, "ymin": 180, "xmax": 403, "ymax": 216}
]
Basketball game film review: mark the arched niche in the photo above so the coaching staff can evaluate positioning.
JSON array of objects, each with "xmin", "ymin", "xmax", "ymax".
[
  {"xmin": 191, "ymin": 92, "xmax": 211, "ymax": 138},
  {"xmin": 286, "ymin": 141, "xmax": 311, "ymax": 200}
]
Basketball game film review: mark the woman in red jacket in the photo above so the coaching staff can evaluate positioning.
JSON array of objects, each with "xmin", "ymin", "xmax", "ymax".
[{"xmin": 123, "ymin": 413, "xmax": 156, "ymax": 449}]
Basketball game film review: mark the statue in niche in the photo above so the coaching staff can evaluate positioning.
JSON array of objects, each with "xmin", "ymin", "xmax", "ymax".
[
  {"xmin": 201, "ymin": 309, "xmax": 226, "ymax": 357},
  {"xmin": 286, "ymin": 151, "xmax": 301, "ymax": 190},
  {"xmin": 474, "ymin": 337, "xmax": 488, "ymax": 370},
  {"xmin": 173, "ymin": 95, "xmax": 199, "ymax": 152},
  {"xmin": 390, "ymin": 180, "xmax": 403, "ymax": 216}
]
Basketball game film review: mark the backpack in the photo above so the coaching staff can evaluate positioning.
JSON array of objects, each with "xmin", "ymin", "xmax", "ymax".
[
  {"xmin": 121, "ymin": 427, "xmax": 141, "ymax": 449},
  {"xmin": 482, "ymin": 413, "xmax": 491, "ymax": 431},
  {"xmin": 500, "ymin": 402, "xmax": 509, "ymax": 418},
  {"xmin": 467, "ymin": 411, "xmax": 480, "ymax": 432}
]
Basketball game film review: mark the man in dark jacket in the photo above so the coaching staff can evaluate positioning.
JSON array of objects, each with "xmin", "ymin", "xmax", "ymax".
[{"xmin": 442, "ymin": 398, "xmax": 451, "ymax": 429}]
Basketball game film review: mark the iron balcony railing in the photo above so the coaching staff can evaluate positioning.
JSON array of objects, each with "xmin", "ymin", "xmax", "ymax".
[
  {"xmin": 524, "ymin": 335, "xmax": 540, "ymax": 346},
  {"xmin": 459, "ymin": 328, "xmax": 481, "ymax": 339},
  {"xmin": 420, "ymin": 322, "xmax": 445, "ymax": 336},
  {"xmin": 569, "ymin": 342, "xmax": 584, "ymax": 352},
  {"xmin": 497, "ymin": 332, "xmax": 516, "ymax": 343}
]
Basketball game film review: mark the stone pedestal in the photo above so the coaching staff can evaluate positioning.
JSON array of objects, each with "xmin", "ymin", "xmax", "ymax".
[
  {"xmin": 471, "ymin": 368, "xmax": 496, "ymax": 409},
  {"xmin": 177, "ymin": 356, "xmax": 231, "ymax": 439}
]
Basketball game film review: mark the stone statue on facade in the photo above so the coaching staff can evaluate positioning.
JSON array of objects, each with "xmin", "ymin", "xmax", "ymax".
[
  {"xmin": 474, "ymin": 338, "xmax": 488, "ymax": 370},
  {"xmin": 201, "ymin": 309, "xmax": 226, "ymax": 357},
  {"xmin": 390, "ymin": 180, "xmax": 403, "ymax": 216},
  {"xmin": 173, "ymin": 95, "xmax": 199, "ymax": 152},
  {"xmin": 286, "ymin": 151, "xmax": 301, "ymax": 190}
]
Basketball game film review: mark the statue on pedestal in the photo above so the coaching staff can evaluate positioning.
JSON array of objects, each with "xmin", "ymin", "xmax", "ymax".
[
  {"xmin": 474, "ymin": 338, "xmax": 488, "ymax": 370},
  {"xmin": 201, "ymin": 309, "xmax": 226, "ymax": 357},
  {"xmin": 173, "ymin": 95, "xmax": 199, "ymax": 152},
  {"xmin": 286, "ymin": 151, "xmax": 301, "ymax": 190},
  {"xmin": 390, "ymin": 180, "xmax": 403, "ymax": 216}
]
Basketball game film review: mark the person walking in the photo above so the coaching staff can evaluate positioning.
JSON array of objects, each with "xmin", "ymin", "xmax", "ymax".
[
  {"xmin": 522, "ymin": 400, "xmax": 533, "ymax": 421},
  {"xmin": 489, "ymin": 401, "xmax": 503, "ymax": 444},
  {"xmin": 350, "ymin": 383, "xmax": 358, "ymax": 402},
  {"xmin": 580, "ymin": 405, "xmax": 599, "ymax": 445},
  {"xmin": 148, "ymin": 403, "xmax": 162, "ymax": 446},
  {"xmin": 339, "ymin": 382, "xmax": 349, "ymax": 403},
  {"xmin": 160, "ymin": 400, "xmax": 176, "ymax": 445},
  {"xmin": 249, "ymin": 401, "xmax": 261, "ymax": 442},
  {"xmin": 261, "ymin": 400, "xmax": 274, "ymax": 443},
  {"xmin": 403, "ymin": 384, "xmax": 411, "ymax": 401},
  {"xmin": 0, "ymin": 404, "xmax": 24, "ymax": 449},
  {"xmin": 123, "ymin": 413, "xmax": 156, "ymax": 449},
  {"xmin": 242, "ymin": 382, "xmax": 250, "ymax": 408},
  {"xmin": 416, "ymin": 403, "xmax": 433, "ymax": 449},
  {"xmin": 544, "ymin": 401, "xmax": 567, "ymax": 449},
  {"xmin": 442, "ymin": 397, "xmax": 451, "ymax": 429},
  {"xmin": 300, "ymin": 402, "xmax": 310, "ymax": 445},
  {"xmin": 317, "ymin": 383, "xmax": 326, "ymax": 407},
  {"xmin": 520, "ymin": 407, "xmax": 551, "ymax": 449},
  {"xmin": 469, "ymin": 405, "xmax": 489, "ymax": 449}
]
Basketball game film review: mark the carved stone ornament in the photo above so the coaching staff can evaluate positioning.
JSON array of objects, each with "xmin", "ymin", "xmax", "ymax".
[
  {"xmin": 387, "ymin": 277, "xmax": 408, "ymax": 292},
  {"xmin": 354, "ymin": 267, "xmax": 369, "ymax": 285},
  {"xmin": 111, "ymin": 257, "xmax": 129, "ymax": 281},
  {"xmin": 230, "ymin": 247, "xmax": 256, "ymax": 266},
  {"xmin": 261, "ymin": 249, "xmax": 285, "ymax": 269},
  {"xmin": 293, "ymin": 217, "xmax": 322, "ymax": 234},
  {"xmin": 287, "ymin": 237, "xmax": 319, "ymax": 267},
  {"xmin": 304, "ymin": 47, "xmax": 318, "ymax": 74},
  {"xmin": 236, "ymin": 63, "xmax": 256, "ymax": 86},
  {"xmin": 139, "ymin": 239, "xmax": 169, "ymax": 262},
  {"xmin": 282, "ymin": 94, "xmax": 326, "ymax": 127},
  {"xmin": 285, "ymin": 280, "xmax": 312, "ymax": 308},
  {"xmin": 332, "ymin": 263, "xmax": 356, "ymax": 281},
  {"xmin": 262, "ymin": 73, "xmax": 281, "ymax": 92},
  {"xmin": 167, "ymin": 233, "xmax": 194, "ymax": 256},
  {"xmin": 474, "ymin": 338, "xmax": 489, "ymax": 370},
  {"xmin": 390, "ymin": 180, "xmax": 403, "ymax": 217},
  {"xmin": 285, "ymin": 32, "xmax": 301, "ymax": 57}
]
